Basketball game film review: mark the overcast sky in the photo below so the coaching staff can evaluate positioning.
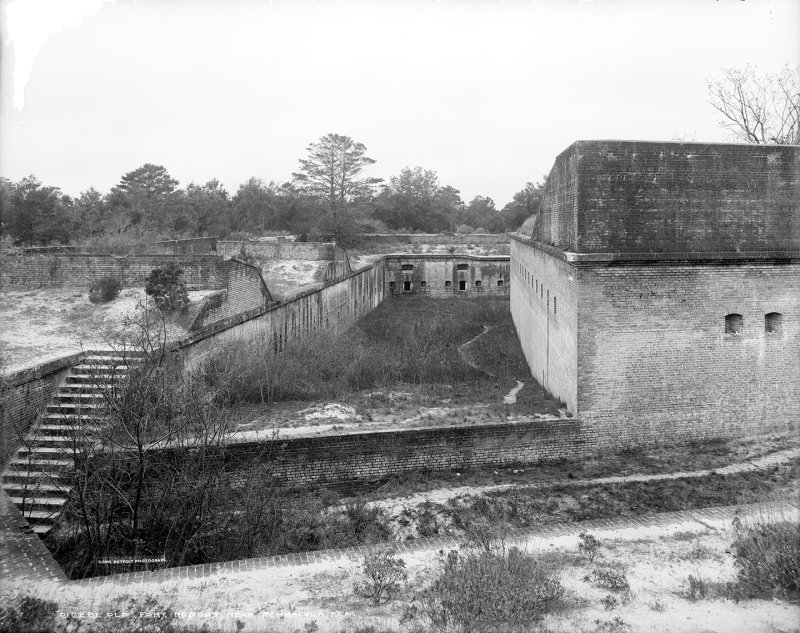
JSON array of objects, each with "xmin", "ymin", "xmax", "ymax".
[{"xmin": 1, "ymin": 0, "xmax": 798, "ymax": 207}]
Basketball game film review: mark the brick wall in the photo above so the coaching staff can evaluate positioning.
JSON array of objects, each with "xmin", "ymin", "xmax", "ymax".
[
  {"xmin": 169, "ymin": 259, "xmax": 387, "ymax": 371},
  {"xmin": 0, "ymin": 254, "xmax": 229, "ymax": 290},
  {"xmin": 384, "ymin": 255, "xmax": 510, "ymax": 298},
  {"xmin": 0, "ymin": 354, "xmax": 84, "ymax": 462},
  {"xmin": 191, "ymin": 260, "xmax": 273, "ymax": 330},
  {"xmin": 217, "ymin": 418, "xmax": 588, "ymax": 485},
  {"xmin": 510, "ymin": 237, "xmax": 578, "ymax": 413},
  {"xmin": 578, "ymin": 260, "xmax": 800, "ymax": 444},
  {"xmin": 217, "ymin": 240, "xmax": 335, "ymax": 261},
  {"xmin": 532, "ymin": 141, "xmax": 800, "ymax": 255},
  {"xmin": 355, "ymin": 234, "xmax": 510, "ymax": 255}
]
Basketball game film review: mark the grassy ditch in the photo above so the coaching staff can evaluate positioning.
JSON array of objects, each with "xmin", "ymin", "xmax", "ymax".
[
  {"xmin": 391, "ymin": 458, "xmax": 800, "ymax": 538},
  {"xmin": 204, "ymin": 295, "xmax": 563, "ymax": 416}
]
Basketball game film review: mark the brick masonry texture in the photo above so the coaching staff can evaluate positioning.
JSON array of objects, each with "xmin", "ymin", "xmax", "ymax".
[
  {"xmin": 511, "ymin": 141, "xmax": 800, "ymax": 446},
  {"xmin": 207, "ymin": 418, "xmax": 588, "ymax": 486},
  {"xmin": 0, "ymin": 254, "xmax": 230, "ymax": 290},
  {"xmin": 356, "ymin": 233, "xmax": 510, "ymax": 255},
  {"xmin": 217, "ymin": 240, "xmax": 335, "ymax": 261},
  {"xmin": 531, "ymin": 141, "xmax": 800, "ymax": 255},
  {"xmin": 192, "ymin": 260, "xmax": 273, "ymax": 330},
  {"xmin": 384, "ymin": 255, "xmax": 510, "ymax": 298},
  {"xmin": 0, "ymin": 353, "xmax": 84, "ymax": 462}
]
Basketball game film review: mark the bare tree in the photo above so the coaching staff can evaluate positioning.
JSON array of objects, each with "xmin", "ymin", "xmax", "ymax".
[{"xmin": 708, "ymin": 64, "xmax": 800, "ymax": 144}]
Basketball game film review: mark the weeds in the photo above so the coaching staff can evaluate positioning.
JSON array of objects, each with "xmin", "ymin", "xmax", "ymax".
[
  {"xmin": 354, "ymin": 550, "xmax": 408, "ymax": 605},
  {"xmin": 730, "ymin": 515, "xmax": 800, "ymax": 599},
  {"xmin": 584, "ymin": 569, "xmax": 630, "ymax": 591},
  {"xmin": 683, "ymin": 574, "xmax": 707, "ymax": 600},
  {"xmin": 405, "ymin": 545, "xmax": 565, "ymax": 633}
]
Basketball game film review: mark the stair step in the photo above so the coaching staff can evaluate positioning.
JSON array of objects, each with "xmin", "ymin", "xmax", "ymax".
[
  {"xmin": 72, "ymin": 364, "xmax": 130, "ymax": 373},
  {"xmin": 46, "ymin": 403, "xmax": 107, "ymax": 411},
  {"xmin": 3, "ymin": 481, "xmax": 69, "ymax": 494},
  {"xmin": 8, "ymin": 458, "xmax": 73, "ymax": 471},
  {"xmin": 38, "ymin": 422, "xmax": 103, "ymax": 432},
  {"xmin": 9, "ymin": 496, "xmax": 68, "ymax": 510},
  {"xmin": 31, "ymin": 524, "xmax": 52, "ymax": 534},
  {"xmin": 3, "ymin": 470, "xmax": 67, "ymax": 483},
  {"xmin": 23, "ymin": 509, "xmax": 61, "ymax": 521},
  {"xmin": 17, "ymin": 446, "xmax": 73, "ymax": 456},
  {"xmin": 28, "ymin": 434, "xmax": 80, "ymax": 445},
  {"xmin": 66, "ymin": 374, "xmax": 127, "ymax": 382}
]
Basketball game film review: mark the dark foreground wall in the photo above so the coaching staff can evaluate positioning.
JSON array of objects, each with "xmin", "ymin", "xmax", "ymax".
[{"xmin": 223, "ymin": 418, "xmax": 587, "ymax": 485}]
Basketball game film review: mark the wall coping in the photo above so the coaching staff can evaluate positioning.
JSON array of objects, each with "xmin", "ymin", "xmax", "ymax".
[{"xmin": 508, "ymin": 232, "xmax": 800, "ymax": 264}]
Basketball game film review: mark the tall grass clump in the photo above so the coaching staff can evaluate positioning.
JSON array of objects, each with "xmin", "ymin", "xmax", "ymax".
[
  {"xmin": 730, "ymin": 515, "xmax": 800, "ymax": 599},
  {"xmin": 405, "ymin": 544, "xmax": 565, "ymax": 632},
  {"xmin": 205, "ymin": 296, "xmax": 512, "ymax": 406}
]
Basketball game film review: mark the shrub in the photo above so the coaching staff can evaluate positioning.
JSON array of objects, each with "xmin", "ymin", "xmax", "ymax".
[
  {"xmin": 683, "ymin": 574, "xmax": 707, "ymax": 601},
  {"xmin": 89, "ymin": 276, "xmax": 122, "ymax": 303},
  {"xmin": 354, "ymin": 550, "xmax": 408, "ymax": 605},
  {"xmin": 730, "ymin": 517, "xmax": 800, "ymax": 599},
  {"xmin": 584, "ymin": 568, "xmax": 630, "ymax": 591},
  {"xmin": 578, "ymin": 532, "xmax": 602, "ymax": 562},
  {"xmin": 406, "ymin": 547, "xmax": 565, "ymax": 632},
  {"xmin": 145, "ymin": 262, "xmax": 189, "ymax": 311},
  {"xmin": 0, "ymin": 595, "xmax": 57, "ymax": 633}
]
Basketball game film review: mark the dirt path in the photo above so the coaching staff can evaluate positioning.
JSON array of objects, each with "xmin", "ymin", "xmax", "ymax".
[
  {"xmin": 365, "ymin": 446, "xmax": 800, "ymax": 512},
  {"xmin": 457, "ymin": 323, "xmax": 493, "ymax": 375}
]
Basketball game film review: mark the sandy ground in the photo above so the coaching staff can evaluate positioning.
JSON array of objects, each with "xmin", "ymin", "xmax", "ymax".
[
  {"xmin": 0, "ymin": 288, "xmax": 215, "ymax": 373},
  {"xmin": 17, "ymin": 510, "xmax": 799, "ymax": 633},
  {"xmin": 257, "ymin": 260, "xmax": 327, "ymax": 300}
]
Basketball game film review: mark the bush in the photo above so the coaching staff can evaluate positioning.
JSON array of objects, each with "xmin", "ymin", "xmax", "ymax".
[
  {"xmin": 145, "ymin": 262, "xmax": 189, "ymax": 311},
  {"xmin": 406, "ymin": 547, "xmax": 565, "ymax": 632},
  {"xmin": 355, "ymin": 550, "xmax": 408, "ymax": 605},
  {"xmin": 89, "ymin": 276, "xmax": 122, "ymax": 303},
  {"xmin": 584, "ymin": 569, "xmax": 630, "ymax": 591},
  {"xmin": 730, "ymin": 517, "xmax": 800, "ymax": 599},
  {"xmin": 683, "ymin": 574, "xmax": 707, "ymax": 601},
  {"xmin": 0, "ymin": 595, "xmax": 57, "ymax": 633},
  {"xmin": 578, "ymin": 532, "xmax": 602, "ymax": 562}
]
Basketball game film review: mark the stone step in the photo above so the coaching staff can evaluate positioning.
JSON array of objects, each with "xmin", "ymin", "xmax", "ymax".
[
  {"xmin": 28, "ymin": 434, "xmax": 81, "ymax": 448},
  {"xmin": 8, "ymin": 457, "xmax": 73, "ymax": 472},
  {"xmin": 8, "ymin": 496, "xmax": 69, "ymax": 512},
  {"xmin": 2, "ymin": 481, "xmax": 69, "ymax": 495},
  {"xmin": 61, "ymin": 382, "xmax": 118, "ymax": 391},
  {"xmin": 46, "ymin": 403, "xmax": 107, "ymax": 413},
  {"xmin": 66, "ymin": 374, "xmax": 127, "ymax": 383},
  {"xmin": 84, "ymin": 349, "xmax": 148, "ymax": 358},
  {"xmin": 22, "ymin": 508, "xmax": 61, "ymax": 522},
  {"xmin": 17, "ymin": 446, "xmax": 74, "ymax": 457},
  {"xmin": 71, "ymin": 364, "xmax": 130, "ymax": 375},
  {"xmin": 2, "ymin": 470, "xmax": 67, "ymax": 485},
  {"xmin": 31, "ymin": 524, "xmax": 52, "ymax": 535},
  {"xmin": 38, "ymin": 422, "xmax": 104, "ymax": 435}
]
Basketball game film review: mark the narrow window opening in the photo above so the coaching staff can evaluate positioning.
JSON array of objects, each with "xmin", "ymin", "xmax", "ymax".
[
  {"xmin": 725, "ymin": 313, "xmax": 743, "ymax": 334},
  {"xmin": 765, "ymin": 312, "xmax": 782, "ymax": 333},
  {"xmin": 535, "ymin": 280, "xmax": 538, "ymax": 293},
  {"xmin": 456, "ymin": 263, "xmax": 469, "ymax": 271},
  {"xmin": 445, "ymin": 280, "xmax": 452, "ymax": 288},
  {"xmin": 403, "ymin": 280, "xmax": 412, "ymax": 292},
  {"xmin": 459, "ymin": 280, "xmax": 467, "ymax": 291},
  {"xmin": 547, "ymin": 289, "xmax": 550, "ymax": 310},
  {"xmin": 497, "ymin": 279, "xmax": 504, "ymax": 287},
  {"xmin": 554, "ymin": 296, "xmax": 557, "ymax": 315},
  {"xmin": 401, "ymin": 264, "xmax": 414, "ymax": 271},
  {"xmin": 420, "ymin": 280, "xmax": 427, "ymax": 288},
  {"xmin": 475, "ymin": 280, "xmax": 482, "ymax": 287}
]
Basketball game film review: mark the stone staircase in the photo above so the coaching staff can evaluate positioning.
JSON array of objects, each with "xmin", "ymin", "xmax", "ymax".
[{"xmin": 2, "ymin": 350, "xmax": 146, "ymax": 535}]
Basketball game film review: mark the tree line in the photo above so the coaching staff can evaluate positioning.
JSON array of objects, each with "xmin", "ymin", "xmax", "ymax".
[{"xmin": 0, "ymin": 133, "xmax": 545, "ymax": 247}]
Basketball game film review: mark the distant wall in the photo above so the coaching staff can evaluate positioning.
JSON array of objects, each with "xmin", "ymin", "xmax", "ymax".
[
  {"xmin": 0, "ymin": 254, "xmax": 228, "ymax": 290},
  {"xmin": 384, "ymin": 255, "xmax": 510, "ymax": 298},
  {"xmin": 218, "ymin": 418, "xmax": 588, "ymax": 486},
  {"xmin": 170, "ymin": 259, "xmax": 387, "ymax": 371},
  {"xmin": 355, "ymin": 234, "xmax": 510, "ymax": 255},
  {"xmin": 217, "ymin": 240, "xmax": 335, "ymax": 261},
  {"xmin": 190, "ymin": 260, "xmax": 274, "ymax": 330},
  {"xmin": 22, "ymin": 237, "xmax": 218, "ymax": 256},
  {"xmin": 0, "ymin": 354, "xmax": 84, "ymax": 463}
]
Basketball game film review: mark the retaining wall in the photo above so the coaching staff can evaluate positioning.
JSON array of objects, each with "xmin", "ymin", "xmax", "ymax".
[
  {"xmin": 384, "ymin": 255, "xmax": 510, "ymax": 298},
  {"xmin": 0, "ymin": 354, "xmax": 84, "ymax": 462},
  {"xmin": 217, "ymin": 418, "xmax": 589, "ymax": 485},
  {"xmin": 0, "ymin": 254, "xmax": 229, "ymax": 290},
  {"xmin": 217, "ymin": 240, "xmax": 335, "ymax": 261}
]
